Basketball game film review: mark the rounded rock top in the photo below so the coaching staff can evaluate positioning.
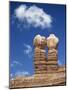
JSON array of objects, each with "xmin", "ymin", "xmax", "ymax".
[
  {"xmin": 33, "ymin": 34, "xmax": 46, "ymax": 47},
  {"xmin": 47, "ymin": 34, "xmax": 59, "ymax": 48},
  {"xmin": 47, "ymin": 34, "xmax": 59, "ymax": 43}
]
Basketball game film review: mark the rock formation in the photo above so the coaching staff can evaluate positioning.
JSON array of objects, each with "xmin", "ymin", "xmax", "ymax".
[
  {"xmin": 33, "ymin": 34, "xmax": 59, "ymax": 73},
  {"xmin": 47, "ymin": 34, "xmax": 59, "ymax": 72},
  {"xmin": 33, "ymin": 35, "xmax": 47, "ymax": 74},
  {"xmin": 10, "ymin": 34, "xmax": 66, "ymax": 89}
]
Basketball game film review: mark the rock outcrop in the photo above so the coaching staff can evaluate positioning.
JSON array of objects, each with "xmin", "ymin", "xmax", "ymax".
[
  {"xmin": 33, "ymin": 35, "xmax": 47, "ymax": 74},
  {"xmin": 10, "ymin": 66, "xmax": 66, "ymax": 89},
  {"xmin": 10, "ymin": 34, "xmax": 66, "ymax": 89},
  {"xmin": 47, "ymin": 34, "xmax": 59, "ymax": 71}
]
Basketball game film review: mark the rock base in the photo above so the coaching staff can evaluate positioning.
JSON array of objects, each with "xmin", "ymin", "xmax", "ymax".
[{"xmin": 10, "ymin": 66, "xmax": 66, "ymax": 89}]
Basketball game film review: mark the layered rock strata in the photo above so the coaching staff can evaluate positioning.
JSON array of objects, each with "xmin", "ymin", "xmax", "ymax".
[
  {"xmin": 10, "ymin": 34, "xmax": 66, "ymax": 89},
  {"xmin": 47, "ymin": 34, "xmax": 59, "ymax": 71},
  {"xmin": 33, "ymin": 35, "xmax": 47, "ymax": 74}
]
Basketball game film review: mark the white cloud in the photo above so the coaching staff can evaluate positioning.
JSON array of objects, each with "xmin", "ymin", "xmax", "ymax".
[
  {"xmin": 10, "ymin": 73, "xmax": 14, "ymax": 80},
  {"xmin": 11, "ymin": 60, "xmax": 23, "ymax": 67},
  {"xmin": 15, "ymin": 5, "xmax": 27, "ymax": 20},
  {"xmin": 15, "ymin": 71, "xmax": 30, "ymax": 76},
  {"xmin": 10, "ymin": 73, "xmax": 13, "ymax": 77},
  {"xmin": 15, "ymin": 5, "xmax": 52, "ymax": 29},
  {"xmin": 24, "ymin": 44, "xmax": 33, "ymax": 58},
  {"xmin": 58, "ymin": 60, "xmax": 62, "ymax": 66}
]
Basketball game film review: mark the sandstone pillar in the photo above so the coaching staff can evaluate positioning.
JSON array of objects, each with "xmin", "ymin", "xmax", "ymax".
[
  {"xmin": 33, "ymin": 35, "xmax": 47, "ymax": 74},
  {"xmin": 47, "ymin": 34, "xmax": 59, "ymax": 72}
]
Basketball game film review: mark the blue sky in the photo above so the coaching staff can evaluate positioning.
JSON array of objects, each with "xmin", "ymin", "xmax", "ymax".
[{"xmin": 10, "ymin": 1, "xmax": 66, "ymax": 79}]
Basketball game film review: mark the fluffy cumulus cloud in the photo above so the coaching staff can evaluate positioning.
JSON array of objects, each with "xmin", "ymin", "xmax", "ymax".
[{"xmin": 15, "ymin": 5, "xmax": 52, "ymax": 28}]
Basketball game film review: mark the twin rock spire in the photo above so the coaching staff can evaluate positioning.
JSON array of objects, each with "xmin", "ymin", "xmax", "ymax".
[{"xmin": 33, "ymin": 34, "xmax": 59, "ymax": 74}]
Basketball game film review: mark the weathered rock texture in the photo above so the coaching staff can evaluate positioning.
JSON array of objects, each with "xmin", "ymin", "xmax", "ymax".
[
  {"xmin": 47, "ymin": 34, "xmax": 59, "ymax": 72},
  {"xmin": 33, "ymin": 35, "xmax": 47, "ymax": 74},
  {"xmin": 10, "ymin": 66, "xmax": 66, "ymax": 89}
]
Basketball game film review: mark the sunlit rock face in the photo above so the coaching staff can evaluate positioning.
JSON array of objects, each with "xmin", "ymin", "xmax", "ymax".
[
  {"xmin": 47, "ymin": 34, "xmax": 59, "ymax": 49},
  {"xmin": 33, "ymin": 34, "xmax": 47, "ymax": 49},
  {"xmin": 47, "ymin": 34, "xmax": 59, "ymax": 71},
  {"xmin": 33, "ymin": 35, "xmax": 47, "ymax": 74}
]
